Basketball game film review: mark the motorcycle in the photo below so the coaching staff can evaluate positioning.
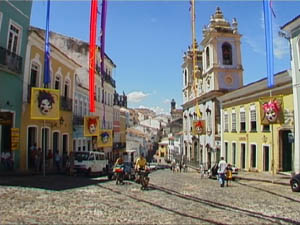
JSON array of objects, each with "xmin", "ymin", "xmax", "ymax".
[
  {"xmin": 114, "ymin": 165, "xmax": 124, "ymax": 185},
  {"xmin": 136, "ymin": 168, "xmax": 150, "ymax": 190}
]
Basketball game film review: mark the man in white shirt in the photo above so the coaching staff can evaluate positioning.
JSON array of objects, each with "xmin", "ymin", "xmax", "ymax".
[{"xmin": 218, "ymin": 157, "xmax": 227, "ymax": 187}]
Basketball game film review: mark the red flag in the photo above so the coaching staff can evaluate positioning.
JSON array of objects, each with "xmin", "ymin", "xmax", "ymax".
[{"xmin": 89, "ymin": 0, "xmax": 98, "ymax": 112}]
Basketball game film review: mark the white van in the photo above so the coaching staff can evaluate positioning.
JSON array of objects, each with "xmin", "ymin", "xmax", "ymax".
[{"xmin": 74, "ymin": 151, "xmax": 109, "ymax": 176}]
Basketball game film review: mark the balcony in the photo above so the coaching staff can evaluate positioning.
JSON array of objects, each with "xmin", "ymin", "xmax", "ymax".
[
  {"xmin": 73, "ymin": 115, "xmax": 84, "ymax": 125},
  {"xmin": 60, "ymin": 96, "xmax": 73, "ymax": 111},
  {"xmin": 0, "ymin": 46, "xmax": 22, "ymax": 74}
]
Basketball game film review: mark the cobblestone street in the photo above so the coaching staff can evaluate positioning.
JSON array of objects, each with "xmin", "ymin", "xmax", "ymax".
[{"xmin": 1, "ymin": 169, "xmax": 300, "ymax": 225}]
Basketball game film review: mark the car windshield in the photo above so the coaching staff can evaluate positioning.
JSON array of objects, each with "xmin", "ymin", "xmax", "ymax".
[{"xmin": 75, "ymin": 152, "xmax": 89, "ymax": 161}]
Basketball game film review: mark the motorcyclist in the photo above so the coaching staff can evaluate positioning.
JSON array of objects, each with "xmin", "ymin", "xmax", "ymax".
[
  {"xmin": 135, "ymin": 153, "xmax": 147, "ymax": 171},
  {"xmin": 114, "ymin": 156, "xmax": 124, "ymax": 184}
]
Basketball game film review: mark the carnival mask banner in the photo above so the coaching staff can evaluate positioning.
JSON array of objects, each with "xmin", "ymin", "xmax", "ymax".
[
  {"xmin": 192, "ymin": 120, "xmax": 206, "ymax": 135},
  {"xmin": 259, "ymin": 96, "xmax": 284, "ymax": 125},
  {"xmin": 84, "ymin": 116, "xmax": 100, "ymax": 136},
  {"xmin": 98, "ymin": 129, "xmax": 113, "ymax": 147},
  {"xmin": 30, "ymin": 88, "xmax": 60, "ymax": 120}
]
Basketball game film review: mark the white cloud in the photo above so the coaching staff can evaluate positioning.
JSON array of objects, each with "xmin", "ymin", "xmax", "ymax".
[
  {"xmin": 244, "ymin": 36, "xmax": 264, "ymax": 55},
  {"xmin": 163, "ymin": 98, "xmax": 171, "ymax": 104},
  {"xmin": 137, "ymin": 105, "xmax": 168, "ymax": 115},
  {"xmin": 127, "ymin": 91, "xmax": 149, "ymax": 103},
  {"xmin": 273, "ymin": 35, "xmax": 289, "ymax": 59}
]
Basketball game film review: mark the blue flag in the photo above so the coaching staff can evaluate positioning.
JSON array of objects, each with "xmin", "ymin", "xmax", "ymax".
[
  {"xmin": 43, "ymin": 0, "xmax": 51, "ymax": 86},
  {"xmin": 263, "ymin": 0, "xmax": 274, "ymax": 88}
]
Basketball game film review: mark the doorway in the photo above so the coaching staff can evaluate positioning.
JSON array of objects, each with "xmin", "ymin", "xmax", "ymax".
[
  {"xmin": 62, "ymin": 134, "xmax": 68, "ymax": 167},
  {"xmin": 241, "ymin": 143, "xmax": 246, "ymax": 169},
  {"xmin": 52, "ymin": 132, "xmax": 59, "ymax": 167},
  {"xmin": 263, "ymin": 146, "xmax": 270, "ymax": 171},
  {"xmin": 280, "ymin": 130, "xmax": 292, "ymax": 171},
  {"xmin": 27, "ymin": 127, "xmax": 37, "ymax": 169}
]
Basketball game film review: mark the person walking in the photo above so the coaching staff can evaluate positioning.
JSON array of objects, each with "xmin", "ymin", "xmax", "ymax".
[
  {"xmin": 217, "ymin": 157, "xmax": 227, "ymax": 187},
  {"xmin": 226, "ymin": 164, "xmax": 233, "ymax": 187},
  {"xmin": 55, "ymin": 150, "xmax": 61, "ymax": 173}
]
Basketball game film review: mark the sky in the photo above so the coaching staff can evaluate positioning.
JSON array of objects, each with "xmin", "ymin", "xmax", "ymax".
[{"xmin": 30, "ymin": 0, "xmax": 300, "ymax": 115}]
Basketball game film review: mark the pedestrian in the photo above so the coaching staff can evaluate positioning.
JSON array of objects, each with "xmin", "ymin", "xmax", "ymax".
[
  {"xmin": 217, "ymin": 157, "xmax": 227, "ymax": 187},
  {"xmin": 55, "ymin": 150, "xmax": 61, "ymax": 173},
  {"xmin": 66, "ymin": 152, "xmax": 75, "ymax": 176},
  {"xmin": 226, "ymin": 164, "xmax": 233, "ymax": 187},
  {"xmin": 29, "ymin": 143, "xmax": 37, "ymax": 169},
  {"xmin": 47, "ymin": 149, "xmax": 53, "ymax": 169},
  {"xmin": 35, "ymin": 148, "xmax": 41, "ymax": 172},
  {"xmin": 179, "ymin": 162, "xmax": 183, "ymax": 173}
]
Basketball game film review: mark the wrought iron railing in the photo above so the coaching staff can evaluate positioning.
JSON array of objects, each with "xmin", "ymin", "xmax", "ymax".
[
  {"xmin": 60, "ymin": 96, "xmax": 73, "ymax": 111},
  {"xmin": 73, "ymin": 115, "xmax": 84, "ymax": 125},
  {"xmin": 0, "ymin": 46, "xmax": 22, "ymax": 74}
]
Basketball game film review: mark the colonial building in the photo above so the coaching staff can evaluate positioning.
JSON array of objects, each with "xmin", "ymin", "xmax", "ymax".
[
  {"xmin": 0, "ymin": 1, "xmax": 32, "ymax": 170},
  {"xmin": 281, "ymin": 15, "xmax": 300, "ymax": 173},
  {"xmin": 182, "ymin": 7, "xmax": 243, "ymax": 169},
  {"xmin": 218, "ymin": 71, "xmax": 293, "ymax": 173},
  {"xmin": 49, "ymin": 31, "xmax": 117, "ymax": 160},
  {"xmin": 21, "ymin": 27, "xmax": 80, "ymax": 170}
]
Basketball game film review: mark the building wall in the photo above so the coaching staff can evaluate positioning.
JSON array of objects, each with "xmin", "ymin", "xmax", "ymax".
[
  {"xmin": 223, "ymin": 92, "xmax": 294, "ymax": 173},
  {"xmin": 0, "ymin": 1, "xmax": 32, "ymax": 169},
  {"xmin": 19, "ymin": 30, "xmax": 77, "ymax": 170}
]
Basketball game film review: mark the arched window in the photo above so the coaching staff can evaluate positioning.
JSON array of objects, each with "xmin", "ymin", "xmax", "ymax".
[
  {"xmin": 222, "ymin": 42, "xmax": 232, "ymax": 65},
  {"xmin": 206, "ymin": 47, "xmax": 210, "ymax": 68},
  {"xmin": 64, "ymin": 78, "xmax": 70, "ymax": 98},
  {"xmin": 54, "ymin": 75, "xmax": 61, "ymax": 90}
]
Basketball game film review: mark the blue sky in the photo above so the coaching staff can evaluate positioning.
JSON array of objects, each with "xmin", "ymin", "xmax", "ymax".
[{"xmin": 30, "ymin": 0, "xmax": 300, "ymax": 115}]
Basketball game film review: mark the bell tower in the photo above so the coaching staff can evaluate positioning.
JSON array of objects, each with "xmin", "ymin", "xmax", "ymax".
[{"xmin": 200, "ymin": 7, "xmax": 243, "ymax": 92}]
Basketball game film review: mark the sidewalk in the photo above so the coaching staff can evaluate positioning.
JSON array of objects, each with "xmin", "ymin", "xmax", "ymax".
[
  {"xmin": 187, "ymin": 165, "xmax": 292, "ymax": 186},
  {"xmin": 234, "ymin": 171, "xmax": 291, "ymax": 186}
]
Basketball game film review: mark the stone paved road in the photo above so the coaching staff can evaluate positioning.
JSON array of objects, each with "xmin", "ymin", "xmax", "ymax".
[{"xmin": 0, "ymin": 169, "xmax": 300, "ymax": 225}]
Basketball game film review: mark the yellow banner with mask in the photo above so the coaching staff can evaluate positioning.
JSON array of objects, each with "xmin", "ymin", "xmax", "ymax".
[
  {"xmin": 98, "ymin": 129, "xmax": 113, "ymax": 147},
  {"xmin": 30, "ymin": 88, "xmax": 60, "ymax": 120},
  {"xmin": 259, "ymin": 96, "xmax": 284, "ymax": 125},
  {"xmin": 84, "ymin": 116, "xmax": 100, "ymax": 136}
]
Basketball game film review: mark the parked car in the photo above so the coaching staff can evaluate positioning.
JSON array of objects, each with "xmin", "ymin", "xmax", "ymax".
[
  {"xmin": 148, "ymin": 162, "xmax": 158, "ymax": 171},
  {"xmin": 290, "ymin": 173, "xmax": 300, "ymax": 192}
]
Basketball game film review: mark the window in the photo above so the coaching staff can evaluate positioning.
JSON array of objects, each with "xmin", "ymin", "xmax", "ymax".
[
  {"xmin": 78, "ymin": 139, "xmax": 81, "ymax": 151},
  {"xmin": 250, "ymin": 109, "xmax": 257, "ymax": 131},
  {"xmin": 84, "ymin": 102, "xmax": 87, "ymax": 116},
  {"xmin": 102, "ymin": 89, "xmax": 104, "ymax": 103},
  {"xmin": 184, "ymin": 70, "xmax": 187, "ymax": 86},
  {"xmin": 97, "ymin": 87, "xmax": 101, "ymax": 102},
  {"xmin": 206, "ymin": 47, "xmax": 210, "ymax": 68},
  {"xmin": 79, "ymin": 100, "xmax": 83, "ymax": 116},
  {"xmin": 74, "ymin": 99, "xmax": 78, "ymax": 116},
  {"xmin": 251, "ymin": 144, "xmax": 257, "ymax": 168},
  {"xmin": 64, "ymin": 79, "xmax": 70, "ymax": 98},
  {"xmin": 240, "ymin": 111, "xmax": 246, "ymax": 132},
  {"xmin": 30, "ymin": 63, "xmax": 39, "ymax": 87},
  {"xmin": 225, "ymin": 142, "xmax": 228, "ymax": 162},
  {"xmin": 83, "ymin": 140, "xmax": 86, "ymax": 151},
  {"xmin": 7, "ymin": 21, "xmax": 22, "ymax": 55},
  {"xmin": 0, "ymin": 12, "xmax": 3, "ymax": 32},
  {"xmin": 263, "ymin": 124, "xmax": 270, "ymax": 132},
  {"xmin": 222, "ymin": 42, "xmax": 232, "ymax": 65},
  {"xmin": 232, "ymin": 112, "xmax": 236, "ymax": 132},
  {"xmin": 224, "ymin": 114, "xmax": 229, "ymax": 132},
  {"xmin": 54, "ymin": 75, "xmax": 61, "ymax": 90},
  {"xmin": 232, "ymin": 142, "xmax": 236, "ymax": 166}
]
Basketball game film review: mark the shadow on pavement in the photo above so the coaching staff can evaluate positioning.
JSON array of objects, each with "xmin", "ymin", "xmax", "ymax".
[{"xmin": 0, "ymin": 174, "xmax": 111, "ymax": 191}]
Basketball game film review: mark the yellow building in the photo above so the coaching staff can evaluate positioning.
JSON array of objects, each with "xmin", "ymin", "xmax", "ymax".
[
  {"xmin": 218, "ymin": 71, "xmax": 294, "ymax": 173},
  {"xmin": 20, "ymin": 27, "xmax": 80, "ymax": 171},
  {"xmin": 157, "ymin": 137, "xmax": 168, "ymax": 162}
]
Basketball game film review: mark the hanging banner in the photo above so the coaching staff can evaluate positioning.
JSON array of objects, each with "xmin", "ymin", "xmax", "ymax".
[
  {"xmin": 84, "ymin": 116, "xmax": 100, "ymax": 136},
  {"xmin": 259, "ymin": 96, "xmax": 284, "ymax": 125},
  {"xmin": 192, "ymin": 120, "xmax": 206, "ymax": 135},
  {"xmin": 11, "ymin": 128, "xmax": 20, "ymax": 150},
  {"xmin": 98, "ymin": 129, "xmax": 113, "ymax": 147},
  {"xmin": 30, "ymin": 88, "xmax": 60, "ymax": 120}
]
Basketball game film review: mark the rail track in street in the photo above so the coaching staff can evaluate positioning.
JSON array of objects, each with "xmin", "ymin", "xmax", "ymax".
[{"xmin": 98, "ymin": 180, "xmax": 300, "ymax": 225}]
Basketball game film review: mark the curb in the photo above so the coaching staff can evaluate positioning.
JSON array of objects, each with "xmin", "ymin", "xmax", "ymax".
[{"xmin": 234, "ymin": 176, "xmax": 290, "ymax": 186}]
